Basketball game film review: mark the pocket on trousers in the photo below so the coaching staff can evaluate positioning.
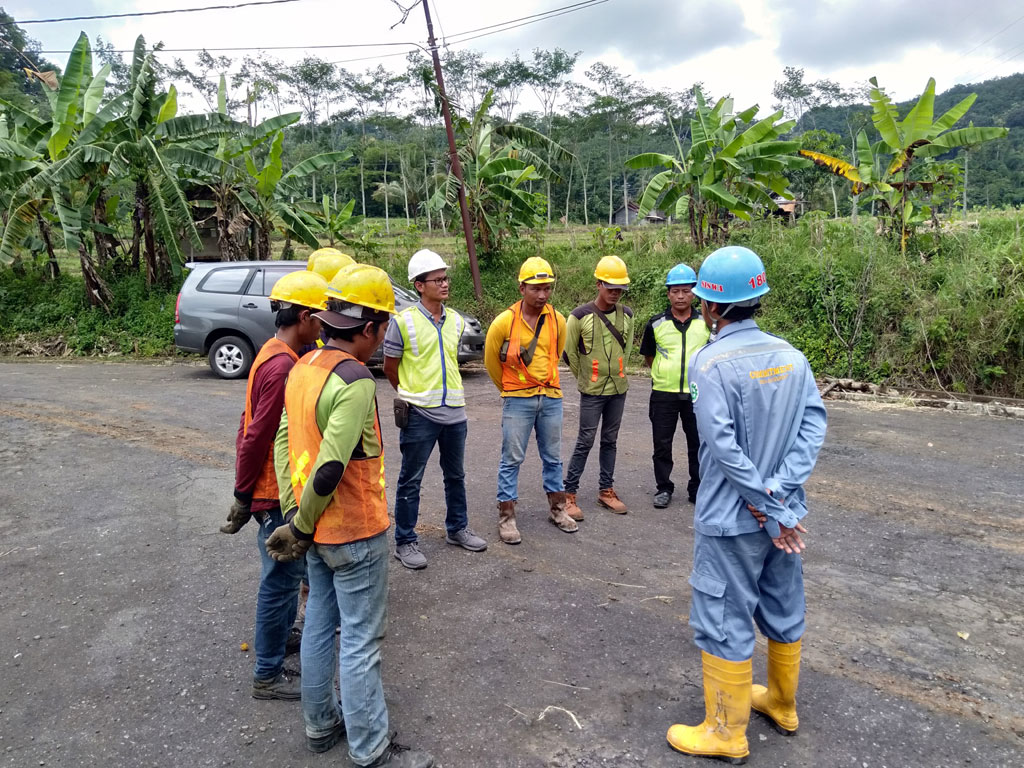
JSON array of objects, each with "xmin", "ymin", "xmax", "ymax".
[{"xmin": 688, "ymin": 570, "xmax": 728, "ymax": 643}]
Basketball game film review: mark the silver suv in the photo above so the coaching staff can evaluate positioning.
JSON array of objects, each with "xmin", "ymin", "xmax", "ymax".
[{"xmin": 174, "ymin": 260, "xmax": 485, "ymax": 379}]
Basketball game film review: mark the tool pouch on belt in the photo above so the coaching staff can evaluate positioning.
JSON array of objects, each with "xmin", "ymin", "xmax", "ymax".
[{"xmin": 393, "ymin": 397, "xmax": 410, "ymax": 429}]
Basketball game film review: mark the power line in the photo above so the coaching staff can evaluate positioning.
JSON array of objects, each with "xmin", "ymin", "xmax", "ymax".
[
  {"xmin": 444, "ymin": 0, "xmax": 610, "ymax": 48},
  {"xmin": 443, "ymin": 0, "xmax": 607, "ymax": 44},
  {"xmin": 38, "ymin": 41, "xmax": 424, "ymax": 55},
  {"xmin": 955, "ymin": 10, "xmax": 1024, "ymax": 61},
  {"xmin": 0, "ymin": 0, "xmax": 303, "ymax": 27}
]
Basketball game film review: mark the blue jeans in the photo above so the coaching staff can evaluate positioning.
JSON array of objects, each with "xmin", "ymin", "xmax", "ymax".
[
  {"xmin": 688, "ymin": 531, "xmax": 805, "ymax": 661},
  {"xmin": 393, "ymin": 409, "xmax": 469, "ymax": 545},
  {"xmin": 497, "ymin": 395, "xmax": 564, "ymax": 502},
  {"xmin": 302, "ymin": 533, "xmax": 391, "ymax": 766},
  {"xmin": 254, "ymin": 507, "xmax": 306, "ymax": 681}
]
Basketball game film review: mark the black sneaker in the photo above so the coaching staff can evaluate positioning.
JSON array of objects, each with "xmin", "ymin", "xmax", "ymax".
[
  {"xmin": 653, "ymin": 490, "xmax": 672, "ymax": 508},
  {"xmin": 366, "ymin": 731, "xmax": 434, "ymax": 768},
  {"xmin": 285, "ymin": 626, "xmax": 302, "ymax": 655},
  {"xmin": 306, "ymin": 719, "xmax": 346, "ymax": 754}
]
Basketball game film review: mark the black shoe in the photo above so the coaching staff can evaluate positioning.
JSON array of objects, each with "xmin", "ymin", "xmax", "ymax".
[
  {"xmin": 366, "ymin": 731, "xmax": 434, "ymax": 768},
  {"xmin": 285, "ymin": 626, "xmax": 302, "ymax": 655},
  {"xmin": 306, "ymin": 719, "xmax": 346, "ymax": 754},
  {"xmin": 653, "ymin": 490, "xmax": 672, "ymax": 508},
  {"xmin": 251, "ymin": 671, "xmax": 301, "ymax": 700}
]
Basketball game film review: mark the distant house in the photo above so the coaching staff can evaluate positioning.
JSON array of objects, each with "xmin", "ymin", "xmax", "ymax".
[
  {"xmin": 771, "ymin": 195, "xmax": 807, "ymax": 221},
  {"xmin": 612, "ymin": 201, "xmax": 667, "ymax": 227}
]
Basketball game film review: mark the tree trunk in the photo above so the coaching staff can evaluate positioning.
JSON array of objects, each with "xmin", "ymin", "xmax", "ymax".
[
  {"xmin": 582, "ymin": 163, "xmax": 589, "ymax": 226},
  {"xmin": 564, "ymin": 163, "xmax": 574, "ymax": 227},
  {"xmin": 132, "ymin": 181, "xmax": 145, "ymax": 272},
  {"xmin": 830, "ymin": 178, "xmax": 838, "ymax": 218},
  {"xmin": 79, "ymin": 242, "xmax": 112, "ymax": 311},
  {"xmin": 258, "ymin": 223, "xmax": 271, "ymax": 261},
  {"xmin": 37, "ymin": 213, "xmax": 60, "ymax": 280},
  {"xmin": 138, "ymin": 183, "xmax": 159, "ymax": 287},
  {"xmin": 359, "ymin": 157, "xmax": 366, "ymax": 217},
  {"xmin": 962, "ymin": 151, "xmax": 968, "ymax": 217},
  {"xmin": 608, "ymin": 175, "xmax": 613, "ymax": 225},
  {"xmin": 424, "ymin": 154, "xmax": 432, "ymax": 231},
  {"xmin": 383, "ymin": 146, "xmax": 390, "ymax": 234}
]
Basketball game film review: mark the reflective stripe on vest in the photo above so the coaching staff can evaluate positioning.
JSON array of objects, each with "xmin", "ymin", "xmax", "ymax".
[
  {"xmin": 651, "ymin": 314, "xmax": 710, "ymax": 393},
  {"xmin": 244, "ymin": 337, "xmax": 298, "ymax": 502},
  {"xmin": 396, "ymin": 306, "xmax": 465, "ymax": 408},
  {"xmin": 500, "ymin": 301, "xmax": 560, "ymax": 392},
  {"xmin": 285, "ymin": 347, "xmax": 389, "ymax": 545}
]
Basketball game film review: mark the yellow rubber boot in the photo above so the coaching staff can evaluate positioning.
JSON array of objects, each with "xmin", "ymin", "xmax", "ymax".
[
  {"xmin": 667, "ymin": 652, "xmax": 751, "ymax": 765},
  {"xmin": 751, "ymin": 639, "xmax": 801, "ymax": 735}
]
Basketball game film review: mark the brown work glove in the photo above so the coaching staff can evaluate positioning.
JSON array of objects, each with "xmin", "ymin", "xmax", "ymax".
[
  {"xmin": 265, "ymin": 511, "xmax": 314, "ymax": 562},
  {"xmin": 219, "ymin": 496, "xmax": 252, "ymax": 534}
]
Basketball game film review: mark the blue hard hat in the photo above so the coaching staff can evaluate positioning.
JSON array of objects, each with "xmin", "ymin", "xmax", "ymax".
[
  {"xmin": 692, "ymin": 246, "xmax": 770, "ymax": 304},
  {"xmin": 665, "ymin": 263, "xmax": 697, "ymax": 286}
]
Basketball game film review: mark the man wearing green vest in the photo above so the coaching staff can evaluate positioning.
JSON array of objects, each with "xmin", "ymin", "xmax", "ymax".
[
  {"xmin": 563, "ymin": 255, "xmax": 635, "ymax": 518},
  {"xmin": 383, "ymin": 249, "xmax": 487, "ymax": 570},
  {"xmin": 639, "ymin": 263, "xmax": 710, "ymax": 509}
]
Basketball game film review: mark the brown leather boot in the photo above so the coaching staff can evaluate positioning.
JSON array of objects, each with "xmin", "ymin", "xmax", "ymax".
[
  {"xmin": 547, "ymin": 492, "xmax": 579, "ymax": 533},
  {"xmin": 498, "ymin": 500, "xmax": 521, "ymax": 544},
  {"xmin": 597, "ymin": 487, "xmax": 628, "ymax": 514},
  {"xmin": 564, "ymin": 492, "xmax": 584, "ymax": 521}
]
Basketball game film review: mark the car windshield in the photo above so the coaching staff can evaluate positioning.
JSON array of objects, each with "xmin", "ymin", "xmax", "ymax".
[{"xmin": 392, "ymin": 282, "xmax": 417, "ymax": 302}]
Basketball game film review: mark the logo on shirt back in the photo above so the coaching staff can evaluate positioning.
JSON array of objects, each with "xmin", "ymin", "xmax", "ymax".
[{"xmin": 690, "ymin": 381, "xmax": 699, "ymax": 402}]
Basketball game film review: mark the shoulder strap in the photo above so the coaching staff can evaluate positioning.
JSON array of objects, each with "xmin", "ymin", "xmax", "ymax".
[
  {"xmin": 519, "ymin": 311, "xmax": 546, "ymax": 366},
  {"xmin": 593, "ymin": 304, "xmax": 627, "ymax": 350}
]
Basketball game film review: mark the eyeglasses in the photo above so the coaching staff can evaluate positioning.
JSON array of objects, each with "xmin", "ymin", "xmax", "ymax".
[{"xmin": 419, "ymin": 276, "xmax": 450, "ymax": 286}]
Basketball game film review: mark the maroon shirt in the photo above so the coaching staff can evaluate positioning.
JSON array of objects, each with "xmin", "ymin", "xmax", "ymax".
[{"xmin": 234, "ymin": 352, "xmax": 295, "ymax": 512}]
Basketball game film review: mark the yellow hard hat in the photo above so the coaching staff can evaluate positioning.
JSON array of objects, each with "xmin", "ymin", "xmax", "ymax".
[
  {"xmin": 594, "ymin": 255, "xmax": 630, "ymax": 285},
  {"xmin": 319, "ymin": 263, "xmax": 396, "ymax": 327},
  {"xmin": 307, "ymin": 247, "xmax": 344, "ymax": 272},
  {"xmin": 518, "ymin": 256, "xmax": 555, "ymax": 285},
  {"xmin": 268, "ymin": 270, "xmax": 329, "ymax": 311},
  {"xmin": 309, "ymin": 250, "xmax": 355, "ymax": 282}
]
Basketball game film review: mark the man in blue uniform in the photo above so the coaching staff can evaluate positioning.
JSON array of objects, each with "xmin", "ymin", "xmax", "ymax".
[{"xmin": 666, "ymin": 246, "xmax": 827, "ymax": 764}]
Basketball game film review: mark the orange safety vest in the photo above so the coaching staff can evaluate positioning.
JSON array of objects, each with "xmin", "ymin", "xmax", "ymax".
[
  {"xmin": 244, "ymin": 337, "xmax": 298, "ymax": 503},
  {"xmin": 285, "ymin": 347, "xmax": 389, "ymax": 545},
  {"xmin": 501, "ymin": 301, "xmax": 560, "ymax": 392}
]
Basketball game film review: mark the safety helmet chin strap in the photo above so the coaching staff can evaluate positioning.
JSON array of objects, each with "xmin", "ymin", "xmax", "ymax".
[{"xmin": 709, "ymin": 297, "xmax": 761, "ymax": 341}]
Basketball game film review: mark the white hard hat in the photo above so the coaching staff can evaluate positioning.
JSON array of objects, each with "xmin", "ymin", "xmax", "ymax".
[{"xmin": 407, "ymin": 249, "xmax": 448, "ymax": 283}]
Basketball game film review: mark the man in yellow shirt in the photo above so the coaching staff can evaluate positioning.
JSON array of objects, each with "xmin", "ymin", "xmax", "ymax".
[{"xmin": 484, "ymin": 257, "xmax": 578, "ymax": 544}]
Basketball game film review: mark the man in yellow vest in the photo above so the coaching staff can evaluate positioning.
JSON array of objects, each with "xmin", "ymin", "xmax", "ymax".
[
  {"xmin": 563, "ymin": 255, "xmax": 635, "ymax": 518},
  {"xmin": 484, "ymin": 257, "xmax": 577, "ymax": 543},
  {"xmin": 382, "ymin": 249, "xmax": 487, "ymax": 570},
  {"xmin": 219, "ymin": 270, "xmax": 328, "ymax": 701},
  {"xmin": 639, "ymin": 263, "xmax": 710, "ymax": 509},
  {"xmin": 265, "ymin": 264, "xmax": 433, "ymax": 767}
]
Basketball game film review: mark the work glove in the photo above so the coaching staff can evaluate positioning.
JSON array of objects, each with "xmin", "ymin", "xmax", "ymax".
[
  {"xmin": 220, "ymin": 496, "xmax": 252, "ymax": 534},
  {"xmin": 265, "ymin": 510, "xmax": 314, "ymax": 562}
]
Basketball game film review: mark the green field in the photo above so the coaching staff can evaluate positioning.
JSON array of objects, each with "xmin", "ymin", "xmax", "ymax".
[{"xmin": 2, "ymin": 212, "xmax": 1023, "ymax": 397}]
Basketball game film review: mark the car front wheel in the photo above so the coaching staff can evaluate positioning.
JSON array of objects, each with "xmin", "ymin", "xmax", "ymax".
[{"xmin": 208, "ymin": 335, "xmax": 254, "ymax": 379}]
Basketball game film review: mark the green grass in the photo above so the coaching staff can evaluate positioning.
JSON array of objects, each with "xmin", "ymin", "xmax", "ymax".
[{"xmin": 4, "ymin": 212, "xmax": 1023, "ymax": 397}]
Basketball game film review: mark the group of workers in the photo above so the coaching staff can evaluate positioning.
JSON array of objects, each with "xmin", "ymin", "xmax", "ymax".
[{"xmin": 220, "ymin": 242, "xmax": 827, "ymax": 767}]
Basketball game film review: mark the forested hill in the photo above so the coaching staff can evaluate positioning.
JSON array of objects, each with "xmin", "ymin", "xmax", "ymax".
[{"xmin": 800, "ymin": 72, "xmax": 1024, "ymax": 208}]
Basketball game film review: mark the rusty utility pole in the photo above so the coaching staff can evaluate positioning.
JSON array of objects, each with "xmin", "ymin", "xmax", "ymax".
[{"xmin": 421, "ymin": 0, "xmax": 483, "ymax": 300}]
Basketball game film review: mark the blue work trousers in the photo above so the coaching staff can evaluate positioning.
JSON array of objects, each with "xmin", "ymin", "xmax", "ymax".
[
  {"xmin": 253, "ymin": 507, "xmax": 306, "ymax": 681},
  {"xmin": 301, "ymin": 532, "xmax": 391, "ymax": 767},
  {"xmin": 393, "ymin": 409, "xmax": 469, "ymax": 545},
  {"xmin": 688, "ymin": 531, "xmax": 805, "ymax": 661},
  {"xmin": 497, "ymin": 395, "xmax": 564, "ymax": 502}
]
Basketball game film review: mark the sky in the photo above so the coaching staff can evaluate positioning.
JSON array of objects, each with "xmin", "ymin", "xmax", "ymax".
[{"xmin": 5, "ymin": 0, "xmax": 1024, "ymax": 116}]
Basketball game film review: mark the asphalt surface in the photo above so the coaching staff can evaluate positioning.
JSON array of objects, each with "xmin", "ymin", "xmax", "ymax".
[{"xmin": 1, "ymin": 358, "xmax": 1022, "ymax": 768}]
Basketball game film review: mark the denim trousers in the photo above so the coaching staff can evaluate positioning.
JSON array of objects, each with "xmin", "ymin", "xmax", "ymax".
[
  {"xmin": 302, "ymin": 532, "xmax": 390, "ymax": 766},
  {"xmin": 564, "ymin": 392, "xmax": 626, "ymax": 493},
  {"xmin": 254, "ymin": 507, "xmax": 306, "ymax": 681},
  {"xmin": 649, "ymin": 390, "xmax": 701, "ymax": 498},
  {"xmin": 393, "ymin": 408, "xmax": 468, "ymax": 545},
  {"xmin": 688, "ymin": 531, "xmax": 805, "ymax": 661},
  {"xmin": 497, "ymin": 395, "xmax": 564, "ymax": 502}
]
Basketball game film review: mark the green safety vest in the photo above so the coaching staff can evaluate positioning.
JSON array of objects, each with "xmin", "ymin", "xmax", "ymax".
[
  {"xmin": 396, "ymin": 305, "xmax": 466, "ymax": 408},
  {"xmin": 650, "ymin": 311, "xmax": 710, "ymax": 394}
]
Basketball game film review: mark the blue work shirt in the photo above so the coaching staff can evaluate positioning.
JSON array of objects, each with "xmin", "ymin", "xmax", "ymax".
[{"xmin": 688, "ymin": 319, "xmax": 827, "ymax": 539}]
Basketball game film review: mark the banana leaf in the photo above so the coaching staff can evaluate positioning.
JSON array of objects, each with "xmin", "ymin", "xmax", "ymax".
[{"xmin": 283, "ymin": 150, "xmax": 352, "ymax": 180}]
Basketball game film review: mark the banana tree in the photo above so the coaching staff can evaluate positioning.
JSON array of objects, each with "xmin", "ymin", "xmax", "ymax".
[
  {"xmin": 238, "ymin": 130, "xmax": 351, "ymax": 259},
  {"xmin": 314, "ymin": 195, "xmax": 363, "ymax": 247},
  {"xmin": 626, "ymin": 87, "xmax": 808, "ymax": 248},
  {"xmin": 432, "ymin": 89, "xmax": 574, "ymax": 255},
  {"xmin": 799, "ymin": 77, "xmax": 1008, "ymax": 250}
]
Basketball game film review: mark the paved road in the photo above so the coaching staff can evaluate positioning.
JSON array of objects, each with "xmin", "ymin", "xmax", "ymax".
[{"xmin": 1, "ymin": 359, "xmax": 1022, "ymax": 768}]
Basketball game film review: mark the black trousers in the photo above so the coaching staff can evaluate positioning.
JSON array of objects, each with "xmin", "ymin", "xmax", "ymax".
[{"xmin": 649, "ymin": 390, "xmax": 700, "ymax": 499}]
